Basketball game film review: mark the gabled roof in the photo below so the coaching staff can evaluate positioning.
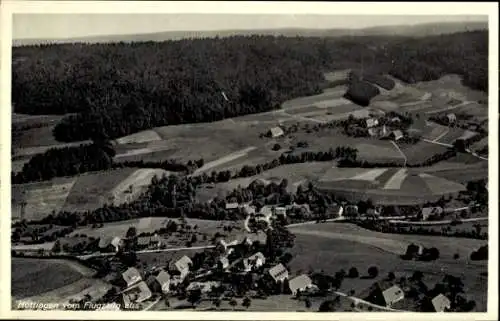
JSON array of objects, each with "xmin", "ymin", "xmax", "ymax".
[
  {"xmin": 244, "ymin": 252, "xmax": 266, "ymax": 270},
  {"xmin": 219, "ymin": 256, "xmax": 229, "ymax": 268},
  {"xmin": 391, "ymin": 130, "xmax": 404, "ymax": 140},
  {"xmin": 137, "ymin": 236, "xmax": 151, "ymax": 246},
  {"xmin": 122, "ymin": 281, "xmax": 152, "ymax": 304},
  {"xmin": 175, "ymin": 255, "xmax": 192, "ymax": 273},
  {"xmin": 381, "ymin": 285, "xmax": 404, "ymax": 306},
  {"xmin": 269, "ymin": 263, "xmax": 289, "ymax": 282},
  {"xmin": 269, "ymin": 126, "xmax": 284, "ymax": 137},
  {"xmin": 431, "ymin": 293, "xmax": 451, "ymax": 312},
  {"xmin": 155, "ymin": 270, "xmax": 171, "ymax": 293},
  {"xmin": 122, "ymin": 267, "xmax": 142, "ymax": 286},
  {"xmin": 289, "ymin": 274, "xmax": 313, "ymax": 294},
  {"xmin": 111, "ymin": 237, "xmax": 122, "ymax": 248}
]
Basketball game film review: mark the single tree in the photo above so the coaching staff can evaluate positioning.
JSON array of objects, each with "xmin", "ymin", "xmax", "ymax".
[
  {"xmin": 187, "ymin": 289, "xmax": 202, "ymax": 307},
  {"xmin": 367, "ymin": 266, "xmax": 379, "ymax": 279},
  {"xmin": 387, "ymin": 271, "xmax": 396, "ymax": 281},
  {"xmin": 242, "ymin": 297, "xmax": 251, "ymax": 309},
  {"xmin": 229, "ymin": 299, "xmax": 238, "ymax": 310},
  {"xmin": 305, "ymin": 298, "xmax": 312, "ymax": 309},
  {"xmin": 348, "ymin": 267, "xmax": 359, "ymax": 278}
]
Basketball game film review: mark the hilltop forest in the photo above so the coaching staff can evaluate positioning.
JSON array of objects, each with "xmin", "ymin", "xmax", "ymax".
[{"xmin": 12, "ymin": 31, "xmax": 488, "ymax": 142}]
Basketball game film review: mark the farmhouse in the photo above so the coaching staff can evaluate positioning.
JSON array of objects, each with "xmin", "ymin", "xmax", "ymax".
[
  {"xmin": 390, "ymin": 130, "xmax": 404, "ymax": 141},
  {"xmin": 122, "ymin": 281, "xmax": 152, "ymax": 307},
  {"xmin": 154, "ymin": 270, "xmax": 171, "ymax": 294},
  {"xmin": 111, "ymin": 236, "xmax": 124, "ymax": 252},
  {"xmin": 174, "ymin": 255, "xmax": 193, "ymax": 277},
  {"xmin": 420, "ymin": 206, "xmax": 443, "ymax": 221},
  {"xmin": 286, "ymin": 203, "xmax": 311, "ymax": 215},
  {"xmin": 366, "ymin": 208, "xmax": 380, "ymax": 217},
  {"xmin": 243, "ymin": 252, "xmax": 266, "ymax": 272},
  {"xmin": 269, "ymin": 263, "xmax": 289, "ymax": 283},
  {"xmin": 368, "ymin": 127, "xmax": 379, "ymax": 137},
  {"xmin": 122, "ymin": 267, "xmax": 142, "ymax": 287},
  {"xmin": 431, "ymin": 294, "xmax": 451, "ymax": 312},
  {"xmin": 365, "ymin": 118, "xmax": 379, "ymax": 128},
  {"xmin": 390, "ymin": 117, "xmax": 401, "ymax": 123},
  {"xmin": 367, "ymin": 283, "xmax": 405, "ymax": 307},
  {"xmin": 288, "ymin": 274, "xmax": 314, "ymax": 295},
  {"xmin": 137, "ymin": 236, "xmax": 152, "ymax": 248},
  {"xmin": 268, "ymin": 126, "xmax": 284, "ymax": 138},
  {"xmin": 446, "ymin": 113, "xmax": 457, "ymax": 124}
]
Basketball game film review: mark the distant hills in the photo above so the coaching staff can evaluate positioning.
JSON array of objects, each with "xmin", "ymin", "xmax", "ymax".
[{"xmin": 13, "ymin": 21, "xmax": 488, "ymax": 46}]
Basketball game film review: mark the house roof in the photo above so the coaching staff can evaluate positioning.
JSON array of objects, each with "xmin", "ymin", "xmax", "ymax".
[
  {"xmin": 98, "ymin": 236, "xmax": 113, "ymax": 248},
  {"xmin": 366, "ymin": 118, "xmax": 379, "ymax": 128},
  {"xmin": 122, "ymin": 281, "xmax": 152, "ymax": 304},
  {"xmin": 186, "ymin": 281, "xmax": 221, "ymax": 293},
  {"xmin": 122, "ymin": 267, "xmax": 142, "ymax": 286},
  {"xmin": 155, "ymin": 270, "xmax": 170, "ymax": 286},
  {"xmin": 269, "ymin": 126, "xmax": 284, "ymax": 137},
  {"xmin": 111, "ymin": 237, "xmax": 122, "ymax": 248},
  {"xmin": 243, "ymin": 205, "xmax": 256, "ymax": 215},
  {"xmin": 225, "ymin": 202, "xmax": 239, "ymax": 210},
  {"xmin": 175, "ymin": 255, "xmax": 193, "ymax": 273},
  {"xmin": 431, "ymin": 294, "xmax": 451, "ymax": 312},
  {"xmin": 392, "ymin": 130, "xmax": 404, "ymax": 139},
  {"xmin": 219, "ymin": 256, "xmax": 229, "ymax": 267},
  {"xmin": 289, "ymin": 274, "xmax": 313, "ymax": 294},
  {"xmin": 260, "ymin": 206, "xmax": 273, "ymax": 217},
  {"xmin": 269, "ymin": 263, "xmax": 289, "ymax": 282},
  {"xmin": 382, "ymin": 285, "xmax": 405, "ymax": 305}
]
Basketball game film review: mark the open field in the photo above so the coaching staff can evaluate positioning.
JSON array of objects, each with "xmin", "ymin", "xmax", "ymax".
[
  {"xmin": 114, "ymin": 129, "xmax": 163, "ymax": 144},
  {"xmin": 109, "ymin": 168, "xmax": 170, "ymax": 206},
  {"xmin": 12, "ymin": 140, "xmax": 93, "ymax": 159},
  {"xmin": 316, "ymin": 168, "xmax": 466, "ymax": 206},
  {"xmin": 11, "ymin": 258, "xmax": 96, "ymax": 300},
  {"xmin": 399, "ymin": 141, "xmax": 449, "ymax": 165},
  {"xmin": 289, "ymin": 227, "xmax": 487, "ymax": 311},
  {"xmin": 61, "ymin": 168, "xmax": 138, "ymax": 212},
  {"xmin": 12, "ymin": 177, "xmax": 77, "ymax": 221},
  {"xmin": 281, "ymin": 86, "xmax": 348, "ymax": 110}
]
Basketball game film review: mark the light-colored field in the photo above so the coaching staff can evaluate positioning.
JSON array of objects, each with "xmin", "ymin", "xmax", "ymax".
[
  {"xmin": 319, "ymin": 167, "xmax": 371, "ymax": 182},
  {"xmin": 115, "ymin": 129, "xmax": 163, "ymax": 144},
  {"xmin": 70, "ymin": 217, "xmax": 168, "ymax": 238},
  {"xmin": 192, "ymin": 147, "xmax": 257, "ymax": 175},
  {"xmin": 12, "ymin": 179, "xmax": 77, "ymax": 221},
  {"xmin": 382, "ymin": 169, "xmax": 407, "ymax": 190},
  {"xmin": 349, "ymin": 168, "xmax": 388, "ymax": 182},
  {"xmin": 110, "ymin": 168, "xmax": 170, "ymax": 206},
  {"xmin": 323, "ymin": 70, "xmax": 351, "ymax": 82},
  {"xmin": 281, "ymin": 87, "xmax": 348, "ymax": 110}
]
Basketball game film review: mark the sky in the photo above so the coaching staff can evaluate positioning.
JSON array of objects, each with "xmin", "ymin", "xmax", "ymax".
[{"xmin": 13, "ymin": 14, "xmax": 488, "ymax": 40}]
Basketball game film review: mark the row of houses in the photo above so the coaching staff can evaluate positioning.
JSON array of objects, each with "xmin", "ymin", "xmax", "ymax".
[{"xmin": 367, "ymin": 282, "xmax": 451, "ymax": 312}]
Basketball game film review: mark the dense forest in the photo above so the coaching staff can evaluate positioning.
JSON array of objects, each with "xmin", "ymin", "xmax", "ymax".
[{"xmin": 12, "ymin": 31, "xmax": 488, "ymax": 142}]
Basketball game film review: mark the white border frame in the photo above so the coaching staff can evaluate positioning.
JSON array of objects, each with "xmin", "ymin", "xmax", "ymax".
[{"xmin": 1, "ymin": 2, "xmax": 498, "ymax": 320}]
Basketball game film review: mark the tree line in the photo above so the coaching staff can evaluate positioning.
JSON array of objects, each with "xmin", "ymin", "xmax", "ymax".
[{"xmin": 12, "ymin": 31, "xmax": 488, "ymax": 142}]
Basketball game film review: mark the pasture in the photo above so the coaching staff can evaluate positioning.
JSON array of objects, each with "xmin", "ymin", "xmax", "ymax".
[
  {"xmin": 11, "ymin": 258, "xmax": 96, "ymax": 300},
  {"xmin": 399, "ymin": 141, "xmax": 449, "ymax": 165},
  {"xmin": 61, "ymin": 168, "xmax": 138, "ymax": 212},
  {"xmin": 12, "ymin": 177, "xmax": 77, "ymax": 221}
]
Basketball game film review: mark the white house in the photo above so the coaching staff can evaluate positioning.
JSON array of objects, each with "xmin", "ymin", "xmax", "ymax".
[
  {"xmin": 269, "ymin": 127, "xmax": 285, "ymax": 138},
  {"xmin": 288, "ymin": 274, "xmax": 314, "ymax": 295},
  {"xmin": 446, "ymin": 113, "xmax": 457, "ymax": 124},
  {"xmin": 174, "ymin": 255, "xmax": 192, "ymax": 279},
  {"xmin": 111, "ymin": 236, "xmax": 124, "ymax": 252},
  {"xmin": 122, "ymin": 267, "xmax": 142, "ymax": 287},
  {"xmin": 225, "ymin": 202, "xmax": 240, "ymax": 210},
  {"xmin": 122, "ymin": 281, "xmax": 152, "ymax": 306},
  {"xmin": 275, "ymin": 207, "xmax": 287, "ymax": 217},
  {"xmin": 155, "ymin": 271, "xmax": 171, "ymax": 294},
  {"xmin": 381, "ymin": 285, "xmax": 405, "ymax": 307},
  {"xmin": 390, "ymin": 130, "xmax": 404, "ymax": 141},
  {"xmin": 365, "ymin": 118, "xmax": 379, "ymax": 128},
  {"xmin": 431, "ymin": 294, "xmax": 451, "ymax": 312}
]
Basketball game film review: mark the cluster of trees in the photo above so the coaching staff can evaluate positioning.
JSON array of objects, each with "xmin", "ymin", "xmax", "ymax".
[
  {"xmin": 343, "ymin": 78, "xmax": 381, "ymax": 106},
  {"xmin": 12, "ymin": 142, "xmax": 115, "ymax": 183},
  {"xmin": 12, "ymin": 141, "xmax": 204, "ymax": 184},
  {"xmin": 338, "ymin": 147, "xmax": 457, "ymax": 168},
  {"xmin": 13, "ymin": 31, "xmax": 487, "ymax": 142},
  {"xmin": 470, "ymin": 245, "xmax": 488, "ymax": 261},
  {"xmin": 11, "ymin": 223, "xmax": 75, "ymax": 244}
]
